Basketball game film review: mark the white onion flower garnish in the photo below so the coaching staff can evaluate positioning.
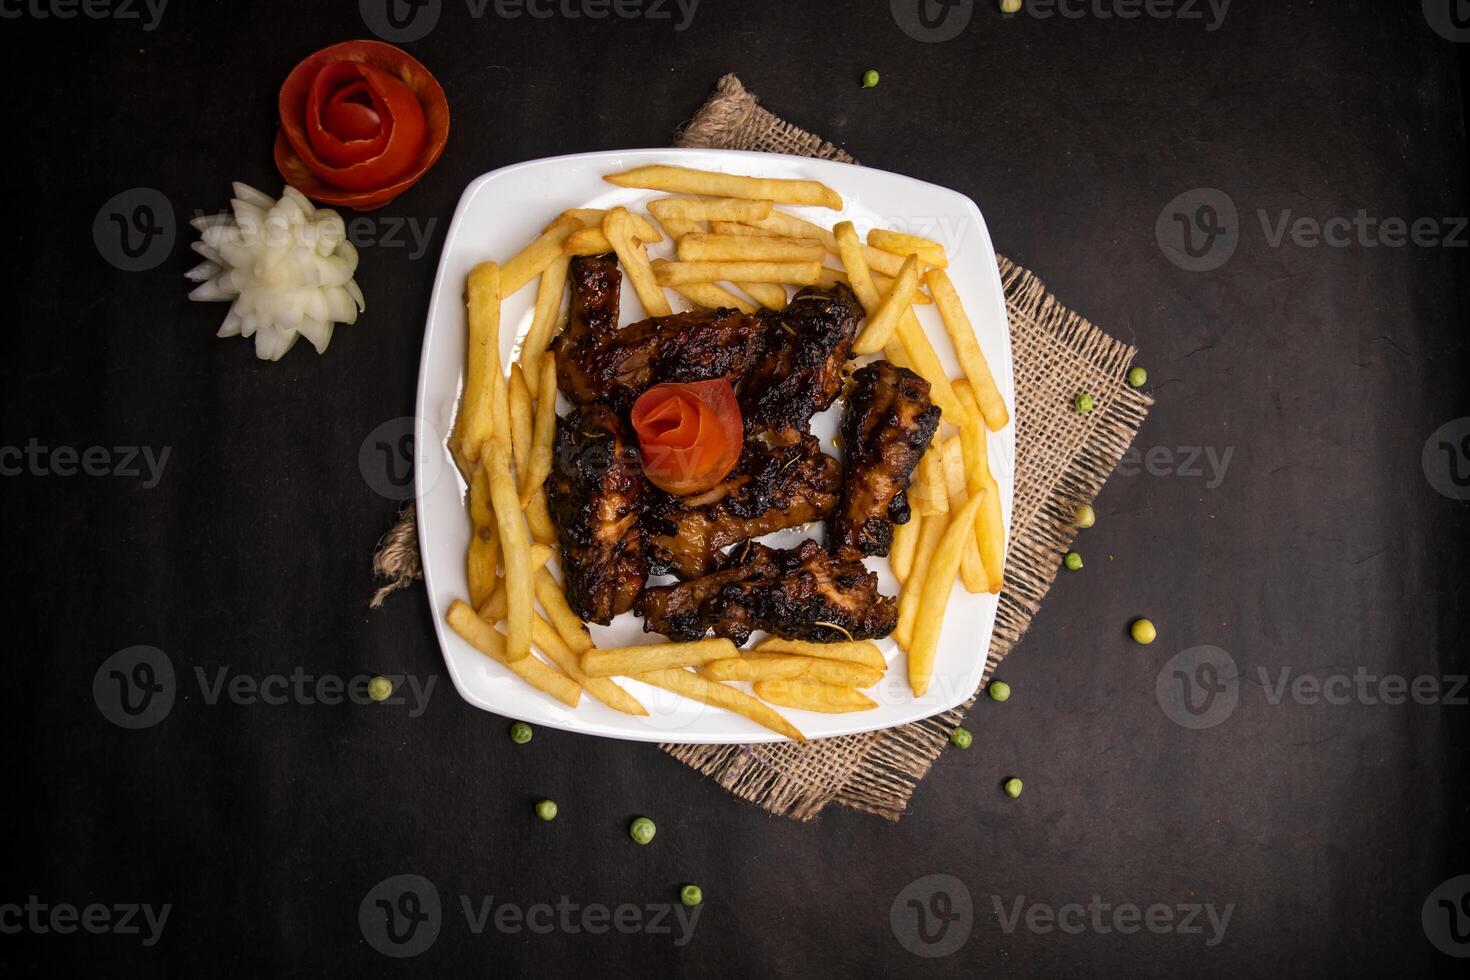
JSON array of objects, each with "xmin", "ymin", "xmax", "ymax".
[{"xmin": 185, "ymin": 182, "xmax": 365, "ymax": 361}]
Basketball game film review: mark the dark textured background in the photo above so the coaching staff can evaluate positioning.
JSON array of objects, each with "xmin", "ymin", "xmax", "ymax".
[{"xmin": 3, "ymin": 1, "xmax": 1468, "ymax": 976}]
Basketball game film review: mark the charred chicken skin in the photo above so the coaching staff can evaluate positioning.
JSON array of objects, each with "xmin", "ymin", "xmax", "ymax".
[
  {"xmin": 739, "ymin": 283, "xmax": 864, "ymax": 446},
  {"xmin": 645, "ymin": 436, "xmax": 843, "ymax": 580},
  {"xmin": 829, "ymin": 360, "xmax": 941, "ymax": 558},
  {"xmin": 637, "ymin": 539, "xmax": 898, "ymax": 645},
  {"xmin": 546, "ymin": 404, "xmax": 647, "ymax": 625}
]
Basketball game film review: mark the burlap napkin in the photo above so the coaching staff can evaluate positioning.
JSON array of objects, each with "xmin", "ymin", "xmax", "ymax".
[{"xmin": 372, "ymin": 75, "xmax": 1152, "ymax": 822}]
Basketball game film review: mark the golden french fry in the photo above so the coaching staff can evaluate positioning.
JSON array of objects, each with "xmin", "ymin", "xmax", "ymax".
[
  {"xmin": 657, "ymin": 216, "xmax": 706, "ymax": 239},
  {"xmin": 604, "ymin": 207, "xmax": 671, "ymax": 317},
  {"xmin": 561, "ymin": 227, "xmax": 621, "ymax": 256},
  {"xmin": 521, "ymin": 254, "xmax": 568, "ymax": 398},
  {"xmin": 942, "ymin": 436, "xmax": 988, "ymax": 593},
  {"xmin": 854, "ymin": 254, "xmax": 920, "ymax": 355},
  {"xmin": 508, "ymin": 363, "xmax": 533, "ymax": 478},
  {"xmin": 815, "ymin": 265, "xmax": 930, "ymax": 304},
  {"xmin": 868, "ymin": 228, "xmax": 949, "ymax": 268},
  {"xmin": 676, "ymin": 233, "xmax": 825, "ymax": 263},
  {"xmin": 909, "ymin": 493, "xmax": 986, "ymax": 696},
  {"xmin": 606, "ymin": 165, "xmax": 842, "ymax": 210},
  {"xmin": 531, "ymin": 614, "xmax": 647, "ymax": 716},
  {"xmin": 451, "ymin": 261, "xmax": 505, "ymax": 466},
  {"xmin": 524, "ymin": 485, "xmax": 558, "ymax": 546},
  {"xmin": 754, "ymin": 679, "xmax": 878, "ymax": 713},
  {"xmin": 484, "ymin": 443, "xmax": 532, "ymax": 662},
  {"xmin": 955, "ymin": 382, "xmax": 1006, "ymax": 593},
  {"xmin": 890, "ymin": 511, "xmax": 921, "ymax": 584},
  {"xmin": 520, "ymin": 355, "xmax": 558, "ymax": 507},
  {"xmin": 752, "ymin": 638, "xmax": 887, "ymax": 671},
  {"xmin": 581, "ymin": 638, "xmax": 738, "ymax": 678},
  {"xmin": 466, "ymin": 462, "xmax": 499, "ymax": 609},
  {"xmin": 631, "ymin": 668, "xmax": 805, "ymax": 741},
  {"xmin": 734, "ymin": 281, "xmax": 789, "ymax": 309},
  {"xmin": 647, "ymin": 197, "xmax": 774, "ymax": 223},
  {"xmin": 670, "ymin": 283, "xmax": 757, "ymax": 314},
  {"xmin": 701, "ymin": 657, "xmax": 810, "ymax": 682},
  {"xmin": 912, "ymin": 445, "xmax": 949, "ymax": 517},
  {"xmin": 502, "ymin": 215, "xmax": 582, "ymax": 297},
  {"xmin": 560, "ymin": 208, "xmax": 661, "ymax": 243},
  {"xmin": 742, "ymin": 652, "xmax": 885, "ymax": 688},
  {"xmin": 473, "ymin": 546, "xmax": 556, "ymax": 621},
  {"xmin": 895, "ymin": 511, "xmax": 948, "ymax": 649},
  {"xmin": 927, "ymin": 268, "xmax": 1010, "ymax": 431},
  {"xmin": 834, "ymin": 221, "xmax": 882, "ymax": 311},
  {"xmin": 894, "ymin": 309, "xmax": 963, "ymax": 420},
  {"xmin": 533, "ymin": 568, "xmax": 594, "ymax": 654},
  {"xmin": 446, "ymin": 601, "xmax": 581, "ymax": 707},
  {"xmin": 743, "ymin": 212, "xmax": 910, "ymax": 277},
  {"xmin": 653, "ymin": 260, "xmax": 822, "ymax": 287}
]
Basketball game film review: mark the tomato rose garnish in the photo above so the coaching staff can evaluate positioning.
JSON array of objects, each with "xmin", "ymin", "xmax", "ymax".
[
  {"xmin": 274, "ymin": 40, "xmax": 449, "ymax": 211},
  {"xmin": 631, "ymin": 380, "xmax": 744, "ymax": 496}
]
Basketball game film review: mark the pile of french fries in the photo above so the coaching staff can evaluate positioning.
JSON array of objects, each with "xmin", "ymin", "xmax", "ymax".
[{"xmin": 443, "ymin": 163, "xmax": 1012, "ymax": 739}]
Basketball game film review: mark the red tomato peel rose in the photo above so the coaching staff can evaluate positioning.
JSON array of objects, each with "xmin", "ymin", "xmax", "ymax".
[
  {"xmin": 631, "ymin": 380, "xmax": 744, "ymax": 495},
  {"xmin": 275, "ymin": 40, "xmax": 449, "ymax": 211}
]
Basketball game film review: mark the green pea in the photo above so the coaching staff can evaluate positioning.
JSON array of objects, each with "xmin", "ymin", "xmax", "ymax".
[
  {"xmin": 988, "ymin": 680, "xmax": 1011, "ymax": 702},
  {"xmin": 1063, "ymin": 551, "xmax": 1083, "ymax": 571},
  {"xmin": 367, "ymin": 676, "xmax": 393, "ymax": 702},
  {"xmin": 680, "ymin": 884, "xmax": 703, "ymax": 907},
  {"xmin": 1003, "ymin": 777, "xmax": 1023, "ymax": 798},
  {"xmin": 861, "ymin": 69, "xmax": 880, "ymax": 89},
  {"xmin": 535, "ymin": 800, "xmax": 558, "ymax": 821},
  {"xmin": 1127, "ymin": 366, "xmax": 1148, "ymax": 388},
  {"xmin": 629, "ymin": 817, "xmax": 656, "ymax": 845},
  {"xmin": 509, "ymin": 722, "xmax": 533, "ymax": 744},
  {"xmin": 949, "ymin": 726, "xmax": 973, "ymax": 750},
  {"xmin": 1073, "ymin": 392, "xmax": 1094, "ymax": 414},
  {"xmin": 1075, "ymin": 504, "xmax": 1096, "ymax": 529},
  {"xmin": 1000, "ymin": 0, "xmax": 1022, "ymax": 12},
  {"xmin": 1131, "ymin": 618, "xmax": 1158, "ymax": 645}
]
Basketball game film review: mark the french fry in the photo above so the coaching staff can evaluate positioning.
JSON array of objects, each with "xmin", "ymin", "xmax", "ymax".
[
  {"xmin": 926, "ymin": 268, "xmax": 1010, "ymax": 431},
  {"xmin": 741, "ymin": 652, "xmax": 885, "ymax": 688},
  {"xmin": 894, "ymin": 308, "xmax": 963, "ymax": 420},
  {"xmin": 604, "ymin": 207, "xmax": 672, "ymax": 317},
  {"xmin": 701, "ymin": 656, "xmax": 809, "ymax": 682},
  {"xmin": 734, "ymin": 281, "xmax": 789, "ymax": 309},
  {"xmin": 853, "ymin": 254, "xmax": 920, "ymax": 355},
  {"xmin": 466, "ymin": 462, "xmax": 499, "ymax": 609},
  {"xmin": 446, "ymin": 601, "xmax": 580, "ymax": 708},
  {"xmin": 560, "ymin": 208, "xmax": 661, "ymax": 243},
  {"xmin": 531, "ymin": 614, "xmax": 647, "ymax": 716},
  {"xmin": 561, "ymin": 227, "xmax": 621, "ymax": 256},
  {"xmin": 909, "ymin": 493, "xmax": 986, "ymax": 696},
  {"xmin": 484, "ymin": 443, "xmax": 532, "ymax": 662},
  {"xmin": 450, "ymin": 261, "xmax": 505, "ymax": 466},
  {"xmin": 955, "ymin": 382, "xmax": 1006, "ymax": 593},
  {"xmin": 942, "ymin": 436, "xmax": 989, "ymax": 593},
  {"xmin": 814, "ymin": 265, "xmax": 930, "ymax": 304},
  {"xmin": 581, "ymin": 638, "xmax": 737, "ymax": 677},
  {"xmin": 524, "ymin": 485, "xmax": 558, "ymax": 546},
  {"xmin": 653, "ymin": 260, "xmax": 822, "ymax": 287},
  {"xmin": 670, "ymin": 282, "xmax": 757, "ymax": 314},
  {"xmin": 741, "ymin": 212, "xmax": 910, "ymax": 277},
  {"xmin": 890, "ymin": 511, "xmax": 921, "ymax": 584},
  {"xmin": 753, "ymin": 679, "xmax": 878, "ymax": 713},
  {"xmin": 677, "ymin": 233, "xmax": 825, "ymax": 264},
  {"xmin": 631, "ymin": 668, "xmax": 805, "ymax": 741},
  {"xmin": 895, "ymin": 511, "xmax": 948, "ymax": 649},
  {"xmin": 508, "ymin": 363, "xmax": 533, "ymax": 478},
  {"xmin": 688, "ymin": 223, "xmax": 794, "ymax": 304},
  {"xmin": 752, "ymin": 637, "xmax": 887, "ymax": 671},
  {"xmin": 533, "ymin": 569, "xmax": 594, "ymax": 655},
  {"xmin": 868, "ymin": 228, "xmax": 949, "ymax": 268},
  {"xmin": 913, "ymin": 445, "xmax": 949, "ymax": 517},
  {"xmin": 520, "ymin": 254, "xmax": 568, "ymax": 398},
  {"xmin": 647, "ymin": 197, "xmax": 774, "ymax": 223},
  {"xmin": 520, "ymin": 354, "xmax": 558, "ymax": 506},
  {"xmin": 474, "ymin": 545, "xmax": 556, "ymax": 621},
  {"xmin": 606, "ymin": 165, "xmax": 842, "ymax": 210},
  {"xmin": 502, "ymin": 215, "xmax": 582, "ymax": 297}
]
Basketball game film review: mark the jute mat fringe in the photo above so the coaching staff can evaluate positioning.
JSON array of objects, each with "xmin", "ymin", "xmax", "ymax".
[{"xmin": 370, "ymin": 74, "xmax": 1152, "ymax": 823}]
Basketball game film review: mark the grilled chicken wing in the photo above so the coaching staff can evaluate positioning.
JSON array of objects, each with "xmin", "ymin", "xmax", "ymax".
[
  {"xmin": 546, "ymin": 404, "xmax": 647, "ymax": 624},
  {"xmin": 551, "ymin": 253, "xmax": 623, "ymax": 406},
  {"xmin": 637, "ymin": 540, "xmax": 898, "ymax": 645},
  {"xmin": 739, "ymin": 283, "xmax": 863, "ymax": 446},
  {"xmin": 829, "ymin": 360, "xmax": 941, "ymax": 558},
  {"xmin": 645, "ymin": 436, "xmax": 843, "ymax": 580}
]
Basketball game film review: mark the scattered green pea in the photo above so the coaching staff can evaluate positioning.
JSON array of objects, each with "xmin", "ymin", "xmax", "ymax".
[
  {"xmin": 1075, "ymin": 504, "xmax": 1096, "ymax": 529},
  {"xmin": 988, "ymin": 680, "xmax": 1011, "ymax": 702},
  {"xmin": 1073, "ymin": 392, "xmax": 1094, "ymax": 414},
  {"xmin": 1131, "ymin": 618, "xmax": 1158, "ymax": 645},
  {"xmin": 680, "ymin": 884, "xmax": 703, "ymax": 907},
  {"xmin": 1003, "ymin": 777, "xmax": 1023, "ymax": 798},
  {"xmin": 950, "ymin": 726, "xmax": 973, "ymax": 750},
  {"xmin": 629, "ymin": 817, "xmax": 657, "ymax": 845},
  {"xmin": 1000, "ymin": 0, "xmax": 1022, "ymax": 12},
  {"xmin": 535, "ymin": 799, "xmax": 558, "ymax": 821},
  {"xmin": 861, "ymin": 69, "xmax": 880, "ymax": 89},
  {"xmin": 367, "ymin": 676, "xmax": 393, "ymax": 702},
  {"xmin": 1127, "ymin": 366, "xmax": 1148, "ymax": 388},
  {"xmin": 1063, "ymin": 551, "xmax": 1083, "ymax": 571},
  {"xmin": 509, "ymin": 722, "xmax": 533, "ymax": 744}
]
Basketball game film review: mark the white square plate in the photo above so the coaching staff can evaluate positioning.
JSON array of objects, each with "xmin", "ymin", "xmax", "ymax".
[{"xmin": 415, "ymin": 148, "xmax": 1013, "ymax": 743}]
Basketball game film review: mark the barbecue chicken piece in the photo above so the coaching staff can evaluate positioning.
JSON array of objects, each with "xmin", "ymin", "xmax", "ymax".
[
  {"xmin": 828, "ymin": 360, "xmax": 941, "ymax": 558},
  {"xmin": 637, "ymin": 540, "xmax": 898, "ymax": 645},
  {"xmin": 546, "ymin": 404, "xmax": 647, "ymax": 624},
  {"xmin": 644, "ymin": 436, "xmax": 843, "ymax": 580}
]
